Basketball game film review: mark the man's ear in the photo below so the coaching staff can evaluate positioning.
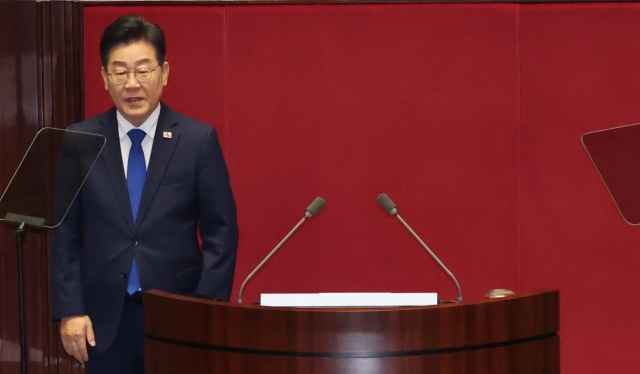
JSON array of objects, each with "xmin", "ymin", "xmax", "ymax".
[
  {"xmin": 161, "ymin": 61, "xmax": 170, "ymax": 87},
  {"xmin": 100, "ymin": 67, "xmax": 109, "ymax": 90}
]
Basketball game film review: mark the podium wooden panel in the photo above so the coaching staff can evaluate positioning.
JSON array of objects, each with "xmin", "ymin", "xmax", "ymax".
[{"xmin": 144, "ymin": 289, "xmax": 559, "ymax": 374}]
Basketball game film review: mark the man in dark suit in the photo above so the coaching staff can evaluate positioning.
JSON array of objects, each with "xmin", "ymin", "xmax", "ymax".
[{"xmin": 50, "ymin": 15, "xmax": 239, "ymax": 374}]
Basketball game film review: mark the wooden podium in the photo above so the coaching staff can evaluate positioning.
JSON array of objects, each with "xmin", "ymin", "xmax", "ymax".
[{"xmin": 144, "ymin": 289, "xmax": 559, "ymax": 374}]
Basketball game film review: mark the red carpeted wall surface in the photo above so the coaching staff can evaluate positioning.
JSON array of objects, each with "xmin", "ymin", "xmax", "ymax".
[{"xmin": 84, "ymin": 4, "xmax": 640, "ymax": 373}]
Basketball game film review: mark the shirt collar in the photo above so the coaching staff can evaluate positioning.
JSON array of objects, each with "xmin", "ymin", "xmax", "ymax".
[{"xmin": 117, "ymin": 103, "xmax": 161, "ymax": 141}]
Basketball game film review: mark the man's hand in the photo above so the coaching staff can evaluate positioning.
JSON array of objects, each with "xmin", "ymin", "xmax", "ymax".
[{"xmin": 60, "ymin": 315, "xmax": 96, "ymax": 363}]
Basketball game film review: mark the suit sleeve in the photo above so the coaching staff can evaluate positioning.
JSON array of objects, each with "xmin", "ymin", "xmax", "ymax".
[
  {"xmin": 50, "ymin": 180, "xmax": 86, "ymax": 319},
  {"xmin": 194, "ymin": 126, "xmax": 239, "ymax": 301},
  {"xmin": 50, "ymin": 131, "xmax": 91, "ymax": 319}
]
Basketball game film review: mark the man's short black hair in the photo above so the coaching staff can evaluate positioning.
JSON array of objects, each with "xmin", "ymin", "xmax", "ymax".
[{"xmin": 100, "ymin": 15, "xmax": 166, "ymax": 68}]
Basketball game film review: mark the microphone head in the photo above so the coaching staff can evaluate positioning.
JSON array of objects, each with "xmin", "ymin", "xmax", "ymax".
[
  {"xmin": 305, "ymin": 197, "xmax": 326, "ymax": 218},
  {"xmin": 377, "ymin": 193, "xmax": 397, "ymax": 215}
]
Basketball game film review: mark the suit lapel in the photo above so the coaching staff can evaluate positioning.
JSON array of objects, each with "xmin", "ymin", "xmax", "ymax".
[
  {"xmin": 99, "ymin": 108, "xmax": 136, "ymax": 232},
  {"xmin": 133, "ymin": 105, "xmax": 180, "ymax": 233}
]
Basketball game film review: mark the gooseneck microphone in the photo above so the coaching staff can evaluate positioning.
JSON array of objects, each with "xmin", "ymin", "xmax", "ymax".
[
  {"xmin": 377, "ymin": 193, "xmax": 463, "ymax": 303},
  {"xmin": 238, "ymin": 197, "xmax": 326, "ymax": 303}
]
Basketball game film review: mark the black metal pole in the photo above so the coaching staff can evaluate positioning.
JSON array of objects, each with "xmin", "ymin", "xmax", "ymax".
[{"xmin": 16, "ymin": 222, "xmax": 27, "ymax": 374}]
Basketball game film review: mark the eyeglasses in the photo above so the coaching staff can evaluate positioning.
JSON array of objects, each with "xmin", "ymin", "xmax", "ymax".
[{"xmin": 106, "ymin": 64, "xmax": 160, "ymax": 85}]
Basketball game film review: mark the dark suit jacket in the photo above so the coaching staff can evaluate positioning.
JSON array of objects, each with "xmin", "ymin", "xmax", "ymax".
[{"xmin": 51, "ymin": 104, "xmax": 239, "ymax": 352}]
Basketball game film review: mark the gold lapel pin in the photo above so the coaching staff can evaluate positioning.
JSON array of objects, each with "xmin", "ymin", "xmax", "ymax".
[{"xmin": 163, "ymin": 131, "xmax": 172, "ymax": 139}]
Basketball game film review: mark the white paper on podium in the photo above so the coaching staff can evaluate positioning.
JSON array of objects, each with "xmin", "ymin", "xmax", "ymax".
[{"xmin": 260, "ymin": 292, "xmax": 438, "ymax": 307}]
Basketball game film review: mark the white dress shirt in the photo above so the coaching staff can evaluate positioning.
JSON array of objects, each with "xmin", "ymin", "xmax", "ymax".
[{"xmin": 117, "ymin": 104, "xmax": 161, "ymax": 177}]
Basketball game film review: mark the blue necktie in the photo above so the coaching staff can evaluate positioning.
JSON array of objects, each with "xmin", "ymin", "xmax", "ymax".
[{"xmin": 126, "ymin": 129, "xmax": 146, "ymax": 295}]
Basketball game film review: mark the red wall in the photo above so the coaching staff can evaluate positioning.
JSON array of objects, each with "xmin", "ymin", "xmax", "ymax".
[
  {"xmin": 84, "ymin": 4, "xmax": 640, "ymax": 373},
  {"xmin": 519, "ymin": 4, "xmax": 640, "ymax": 372}
]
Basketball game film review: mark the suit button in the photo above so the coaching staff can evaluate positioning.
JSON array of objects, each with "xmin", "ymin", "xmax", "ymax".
[
  {"xmin": 120, "ymin": 272, "xmax": 126, "ymax": 279},
  {"xmin": 133, "ymin": 241, "xmax": 139, "ymax": 247}
]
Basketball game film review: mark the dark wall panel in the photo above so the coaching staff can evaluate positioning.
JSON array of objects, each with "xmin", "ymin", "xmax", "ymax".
[
  {"xmin": 0, "ymin": 3, "xmax": 43, "ymax": 373},
  {"xmin": 0, "ymin": 1, "xmax": 85, "ymax": 373}
]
